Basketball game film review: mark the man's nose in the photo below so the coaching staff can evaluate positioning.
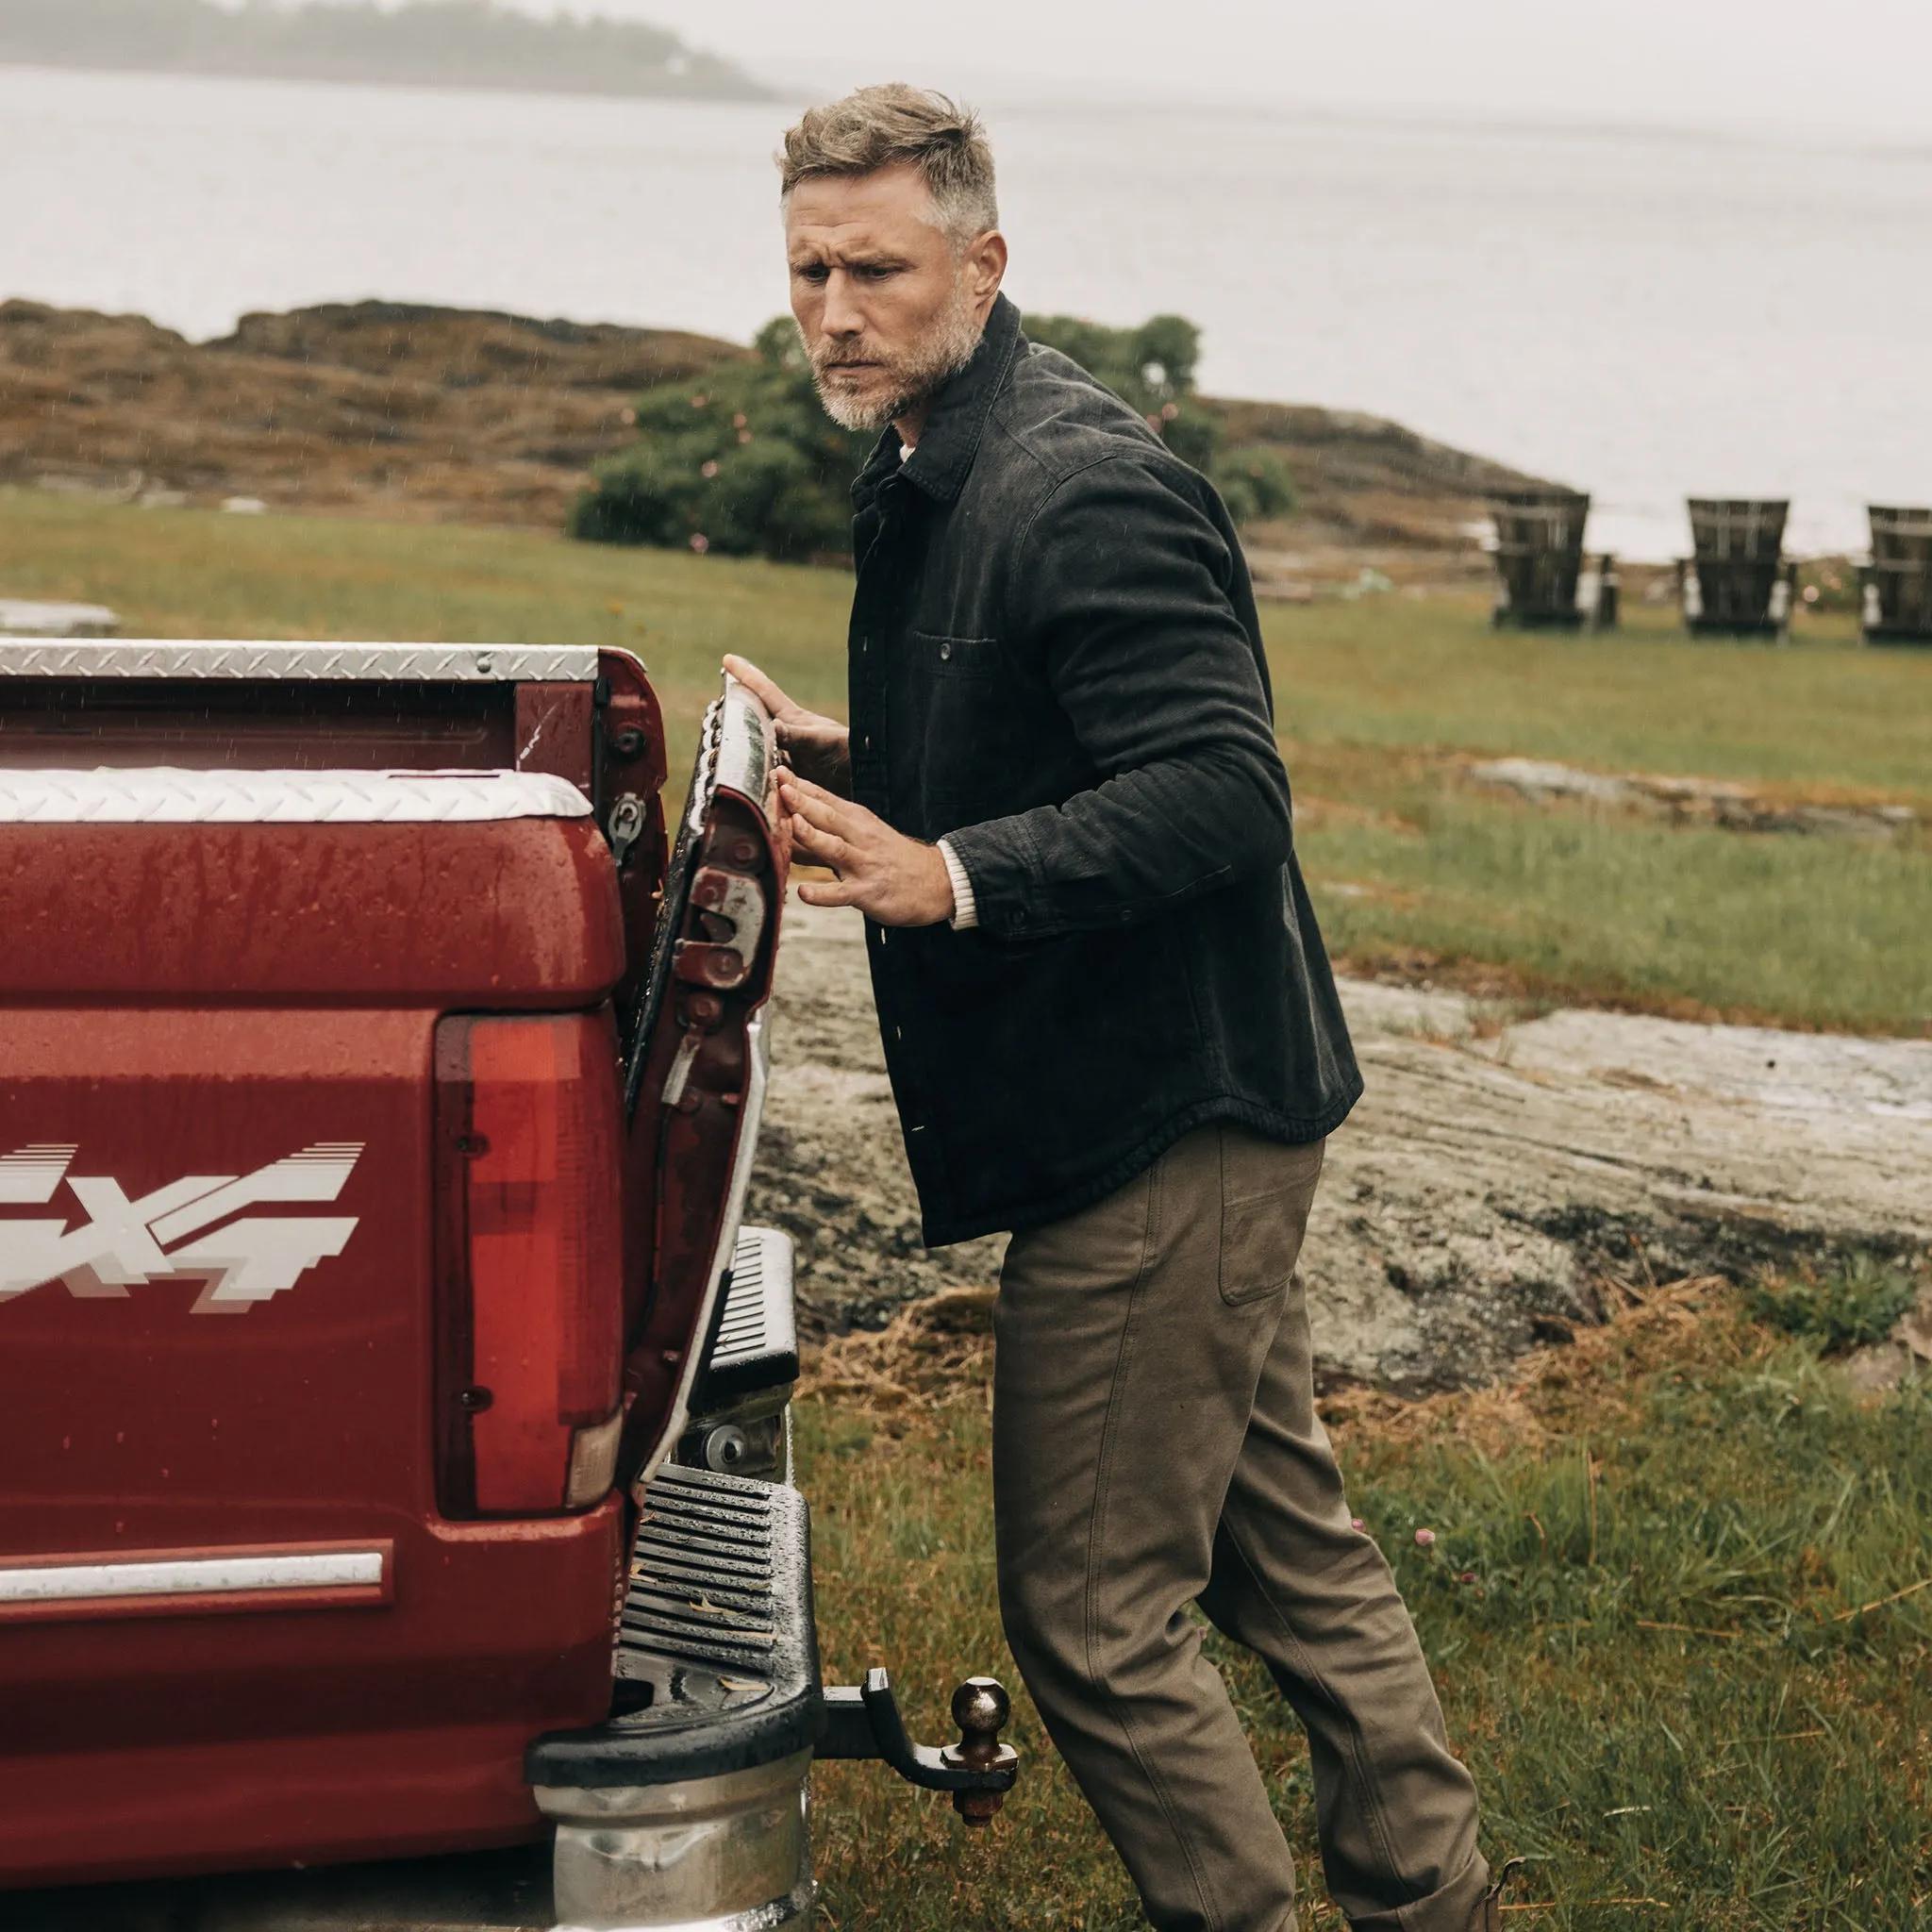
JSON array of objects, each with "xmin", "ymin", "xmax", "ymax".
[{"xmin": 820, "ymin": 270, "xmax": 866, "ymax": 339}]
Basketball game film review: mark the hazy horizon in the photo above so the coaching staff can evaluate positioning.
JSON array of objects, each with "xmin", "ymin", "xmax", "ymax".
[
  {"xmin": 10, "ymin": 62, "xmax": 1927, "ymax": 561},
  {"xmin": 481, "ymin": 0, "xmax": 1932, "ymax": 147}
]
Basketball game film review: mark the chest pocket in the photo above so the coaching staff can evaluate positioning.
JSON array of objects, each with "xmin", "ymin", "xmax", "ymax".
[
  {"xmin": 914, "ymin": 632, "xmax": 1009, "ymax": 817},
  {"xmin": 923, "ymin": 632, "xmax": 1006, "ymax": 680}
]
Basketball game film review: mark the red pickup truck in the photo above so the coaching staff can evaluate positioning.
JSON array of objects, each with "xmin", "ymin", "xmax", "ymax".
[{"xmin": 0, "ymin": 641, "xmax": 1012, "ymax": 1928}]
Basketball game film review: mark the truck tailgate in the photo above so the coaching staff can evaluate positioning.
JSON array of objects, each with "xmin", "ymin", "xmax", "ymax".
[{"xmin": 0, "ymin": 774, "xmax": 627, "ymax": 1884}]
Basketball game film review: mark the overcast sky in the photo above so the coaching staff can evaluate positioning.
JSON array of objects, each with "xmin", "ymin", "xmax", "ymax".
[{"xmin": 497, "ymin": 0, "xmax": 1931, "ymax": 144}]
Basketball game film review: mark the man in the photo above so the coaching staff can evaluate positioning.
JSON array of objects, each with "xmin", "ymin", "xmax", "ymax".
[{"xmin": 726, "ymin": 84, "xmax": 1500, "ymax": 1932}]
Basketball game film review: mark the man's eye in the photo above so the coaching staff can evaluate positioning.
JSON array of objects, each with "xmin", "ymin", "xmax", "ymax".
[
  {"xmin": 856, "ymin": 264, "xmax": 897, "ymax": 281},
  {"xmin": 794, "ymin": 264, "xmax": 829, "ymax": 285}
]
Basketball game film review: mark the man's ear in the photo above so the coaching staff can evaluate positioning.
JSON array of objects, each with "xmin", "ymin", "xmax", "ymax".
[{"xmin": 966, "ymin": 230, "xmax": 1008, "ymax": 316}]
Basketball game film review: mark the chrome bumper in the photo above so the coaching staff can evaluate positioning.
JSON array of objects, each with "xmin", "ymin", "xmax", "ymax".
[{"xmin": 538, "ymin": 1749, "xmax": 814, "ymax": 1932}]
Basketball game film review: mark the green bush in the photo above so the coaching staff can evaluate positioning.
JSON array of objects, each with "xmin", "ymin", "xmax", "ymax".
[
  {"xmin": 572, "ymin": 319, "xmax": 874, "ymax": 563},
  {"xmin": 1024, "ymin": 313, "xmax": 1295, "ymax": 520},
  {"xmin": 1023, "ymin": 310, "xmax": 1222, "ymax": 471},
  {"xmin": 1213, "ymin": 444, "xmax": 1298, "ymax": 524},
  {"xmin": 1748, "ymin": 1255, "xmax": 1917, "ymax": 1353},
  {"xmin": 572, "ymin": 309, "xmax": 1294, "ymax": 561}
]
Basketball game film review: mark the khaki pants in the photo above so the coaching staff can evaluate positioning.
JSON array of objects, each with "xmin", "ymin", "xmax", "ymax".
[{"xmin": 993, "ymin": 1125, "xmax": 1488, "ymax": 1932}]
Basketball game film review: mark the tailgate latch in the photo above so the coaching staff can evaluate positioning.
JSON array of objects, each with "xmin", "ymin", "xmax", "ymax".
[
  {"xmin": 817, "ymin": 1669, "xmax": 1020, "ymax": 1824},
  {"xmin": 672, "ymin": 862, "xmax": 770, "ymax": 991}
]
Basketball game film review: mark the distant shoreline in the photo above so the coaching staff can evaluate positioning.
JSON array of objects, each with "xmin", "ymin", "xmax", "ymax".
[
  {"xmin": 0, "ymin": 59, "xmax": 772, "ymax": 108},
  {"xmin": 0, "ymin": 0, "xmax": 773, "ymax": 104},
  {"xmin": 0, "ymin": 52, "xmax": 774, "ymax": 105}
]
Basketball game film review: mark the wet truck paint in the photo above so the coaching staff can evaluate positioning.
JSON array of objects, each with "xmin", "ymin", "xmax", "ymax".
[
  {"xmin": 0, "ymin": 794, "xmax": 625, "ymax": 1884},
  {"xmin": 0, "ymin": 645, "xmax": 695, "ymax": 1890}
]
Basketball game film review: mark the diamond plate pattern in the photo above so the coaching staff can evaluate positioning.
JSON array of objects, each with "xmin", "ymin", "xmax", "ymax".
[
  {"xmin": 0, "ymin": 768, "xmax": 592, "ymax": 825},
  {"xmin": 0, "ymin": 641, "xmax": 597, "ymax": 681}
]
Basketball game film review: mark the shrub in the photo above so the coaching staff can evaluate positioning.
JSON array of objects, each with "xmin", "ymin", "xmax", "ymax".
[
  {"xmin": 1213, "ymin": 444, "xmax": 1298, "ymax": 524},
  {"xmin": 572, "ymin": 319, "xmax": 874, "ymax": 563},
  {"xmin": 1749, "ymin": 1255, "xmax": 1917, "ymax": 1353},
  {"xmin": 1024, "ymin": 314, "xmax": 1296, "ymax": 520},
  {"xmin": 572, "ymin": 309, "xmax": 1294, "ymax": 561},
  {"xmin": 1023, "ymin": 310, "xmax": 1223, "ymax": 472}
]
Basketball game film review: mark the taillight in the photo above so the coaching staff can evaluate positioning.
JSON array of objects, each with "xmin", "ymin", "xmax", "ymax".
[{"xmin": 435, "ymin": 1013, "xmax": 625, "ymax": 1517}]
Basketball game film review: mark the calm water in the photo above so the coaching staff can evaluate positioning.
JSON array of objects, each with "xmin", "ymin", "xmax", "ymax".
[{"xmin": 8, "ymin": 65, "xmax": 1932, "ymax": 557}]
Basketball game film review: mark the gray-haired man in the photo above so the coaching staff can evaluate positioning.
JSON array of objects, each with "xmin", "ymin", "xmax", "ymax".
[{"xmin": 729, "ymin": 84, "xmax": 1501, "ymax": 1932}]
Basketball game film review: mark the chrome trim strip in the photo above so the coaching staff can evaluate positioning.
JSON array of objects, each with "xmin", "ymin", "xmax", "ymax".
[
  {"xmin": 0, "ymin": 1549, "xmax": 386, "ymax": 1605},
  {"xmin": 0, "ymin": 641, "xmax": 598, "ymax": 682},
  {"xmin": 0, "ymin": 767, "xmax": 591, "ymax": 824}
]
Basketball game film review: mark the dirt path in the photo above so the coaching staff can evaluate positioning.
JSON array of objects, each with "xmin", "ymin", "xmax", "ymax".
[{"xmin": 750, "ymin": 894, "xmax": 1932, "ymax": 1391}]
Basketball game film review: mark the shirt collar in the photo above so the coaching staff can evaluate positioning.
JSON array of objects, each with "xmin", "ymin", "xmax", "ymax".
[{"xmin": 890, "ymin": 293, "xmax": 1026, "ymax": 507}]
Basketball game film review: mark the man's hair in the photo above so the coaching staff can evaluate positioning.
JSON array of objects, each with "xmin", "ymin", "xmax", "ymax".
[{"xmin": 779, "ymin": 85, "xmax": 998, "ymax": 245}]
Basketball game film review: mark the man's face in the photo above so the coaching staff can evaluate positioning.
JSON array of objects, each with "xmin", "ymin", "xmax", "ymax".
[{"xmin": 785, "ymin": 162, "xmax": 1006, "ymax": 434}]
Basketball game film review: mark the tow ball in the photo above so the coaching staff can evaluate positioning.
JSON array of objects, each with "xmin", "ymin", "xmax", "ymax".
[{"xmin": 815, "ymin": 1671, "xmax": 1020, "ymax": 1823}]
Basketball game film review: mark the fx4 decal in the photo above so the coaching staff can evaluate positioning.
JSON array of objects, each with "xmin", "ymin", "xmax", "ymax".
[{"xmin": 0, "ymin": 1143, "xmax": 364, "ymax": 1312}]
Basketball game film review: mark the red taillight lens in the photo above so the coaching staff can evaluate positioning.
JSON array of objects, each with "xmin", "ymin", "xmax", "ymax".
[{"xmin": 435, "ymin": 1013, "xmax": 624, "ymax": 1517}]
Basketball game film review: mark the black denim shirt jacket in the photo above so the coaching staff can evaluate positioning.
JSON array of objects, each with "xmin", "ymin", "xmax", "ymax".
[{"xmin": 848, "ymin": 293, "xmax": 1362, "ymax": 1247}]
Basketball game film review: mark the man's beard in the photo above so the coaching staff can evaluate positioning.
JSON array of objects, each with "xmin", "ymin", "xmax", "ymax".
[{"xmin": 808, "ymin": 283, "xmax": 985, "ymax": 434}]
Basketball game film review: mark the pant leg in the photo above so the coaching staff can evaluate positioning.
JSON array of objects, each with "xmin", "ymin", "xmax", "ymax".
[
  {"xmin": 992, "ymin": 1124, "xmax": 1324, "ymax": 1932},
  {"xmin": 1196, "ymin": 1141, "xmax": 1488, "ymax": 1928}
]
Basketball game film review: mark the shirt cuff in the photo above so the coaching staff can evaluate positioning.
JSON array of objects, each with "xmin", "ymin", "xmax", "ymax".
[{"xmin": 937, "ymin": 838, "xmax": 979, "ymax": 930}]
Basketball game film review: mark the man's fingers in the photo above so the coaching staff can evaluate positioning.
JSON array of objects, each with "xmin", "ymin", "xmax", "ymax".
[
  {"xmin": 796, "ymin": 875, "xmax": 860, "ymax": 908},
  {"xmin": 779, "ymin": 776, "xmax": 861, "ymax": 837},
  {"xmin": 788, "ymin": 814, "xmax": 851, "ymax": 870},
  {"xmin": 723, "ymin": 654, "xmax": 792, "ymax": 716},
  {"xmin": 778, "ymin": 773, "xmax": 858, "ymax": 822}
]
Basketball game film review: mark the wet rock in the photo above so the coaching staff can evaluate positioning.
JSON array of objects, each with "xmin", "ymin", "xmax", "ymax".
[
  {"xmin": 750, "ymin": 894, "xmax": 1932, "ymax": 1391},
  {"xmin": 1470, "ymin": 755, "xmax": 1920, "ymax": 842}
]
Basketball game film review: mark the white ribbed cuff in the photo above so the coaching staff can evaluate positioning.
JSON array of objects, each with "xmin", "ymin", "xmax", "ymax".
[{"xmin": 937, "ymin": 838, "xmax": 979, "ymax": 930}]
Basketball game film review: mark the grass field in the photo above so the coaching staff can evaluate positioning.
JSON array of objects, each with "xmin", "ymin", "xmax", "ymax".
[
  {"xmin": 6, "ymin": 490, "xmax": 1930, "ymax": 1924},
  {"xmin": 4, "ymin": 488, "xmax": 1924, "ymax": 1033},
  {"xmin": 800, "ymin": 1285, "xmax": 1932, "ymax": 1931}
]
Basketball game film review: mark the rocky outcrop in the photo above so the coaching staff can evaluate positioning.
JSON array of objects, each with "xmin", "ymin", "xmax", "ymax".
[
  {"xmin": 2, "ymin": 298, "xmax": 1541, "ymax": 569},
  {"xmin": 750, "ymin": 896, "xmax": 1932, "ymax": 1393},
  {"xmin": 0, "ymin": 298, "xmax": 743, "ymax": 525}
]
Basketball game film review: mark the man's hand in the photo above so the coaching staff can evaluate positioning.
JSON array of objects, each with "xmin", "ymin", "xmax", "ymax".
[
  {"xmin": 779, "ymin": 773, "xmax": 956, "ymax": 927},
  {"xmin": 723, "ymin": 655, "xmax": 852, "ymax": 796}
]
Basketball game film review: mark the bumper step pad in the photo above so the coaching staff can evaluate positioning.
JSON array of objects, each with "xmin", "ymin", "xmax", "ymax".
[
  {"xmin": 526, "ymin": 1466, "xmax": 822, "ymax": 1790},
  {"xmin": 693, "ymin": 1225, "xmax": 800, "ymax": 1408}
]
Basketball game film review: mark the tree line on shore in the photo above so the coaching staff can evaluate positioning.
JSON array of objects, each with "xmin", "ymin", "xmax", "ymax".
[{"xmin": 0, "ymin": 0, "xmax": 768, "ymax": 101}]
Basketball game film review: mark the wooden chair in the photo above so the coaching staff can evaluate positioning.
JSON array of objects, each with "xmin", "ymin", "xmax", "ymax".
[
  {"xmin": 1684, "ymin": 499, "xmax": 1794, "ymax": 639},
  {"xmin": 1862, "ymin": 507, "xmax": 1932, "ymax": 646},
  {"xmin": 1489, "ymin": 490, "xmax": 1592, "ymax": 630}
]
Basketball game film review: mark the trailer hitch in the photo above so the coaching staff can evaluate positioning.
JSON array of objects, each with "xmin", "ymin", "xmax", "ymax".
[{"xmin": 816, "ymin": 1670, "xmax": 1019, "ymax": 1824}]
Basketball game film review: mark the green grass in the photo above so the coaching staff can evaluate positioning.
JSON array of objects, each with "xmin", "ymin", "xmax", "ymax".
[
  {"xmin": 1258, "ymin": 599, "xmax": 1932, "ymax": 1034},
  {"xmin": 1297, "ymin": 776, "xmax": 1931, "ymax": 1033},
  {"xmin": 4, "ymin": 489, "xmax": 1927, "ymax": 1032},
  {"xmin": 1262, "ymin": 596, "xmax": 1930, "ymax": 799},
  {"xmin": 0, "ymin": 488, "xmax": 852, "ymax": 791},
  {"xmin": 800, "ymin": 1294, "xmax": 1932, "ymax": 1930},
  {"xmin": 1748, "ymin": 1257, "xmax": 1920, "ymax": 1353}
]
